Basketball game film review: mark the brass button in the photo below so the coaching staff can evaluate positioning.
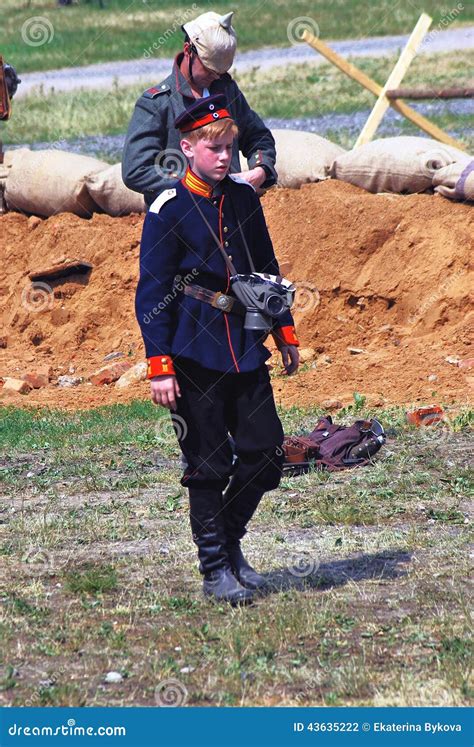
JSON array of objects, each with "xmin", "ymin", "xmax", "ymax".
[
  {"xmin": 224, "ymin": 241, "xmax": 229, "ymax": 247},
  {"xmin": 223, "ymin": 226, "xmax": 228, "ymax": 233},
  {"xmin": 228, "ymin": 255, "xmax": 233, "ymax": 260}
]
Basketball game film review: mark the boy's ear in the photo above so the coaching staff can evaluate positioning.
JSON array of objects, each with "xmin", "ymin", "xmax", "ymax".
[{"xmin": 180, "ymin": 138, "xmax": 194, "ymax": 159}]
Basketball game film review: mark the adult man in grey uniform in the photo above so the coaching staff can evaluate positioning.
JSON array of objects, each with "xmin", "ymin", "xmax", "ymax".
[{"xmin": 122, "ymin": 11, "xmax": 277, "ymax": 207}]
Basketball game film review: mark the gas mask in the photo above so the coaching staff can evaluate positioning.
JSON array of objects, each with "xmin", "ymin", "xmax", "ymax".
[{"xmin": 230, "ymin": 272, "xmax": 295, "ymax": 331}]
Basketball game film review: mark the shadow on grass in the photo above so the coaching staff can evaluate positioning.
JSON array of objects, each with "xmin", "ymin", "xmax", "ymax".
[{"xmin": 261, "ymin": 549, "xmax": 411, "ymax": 596}]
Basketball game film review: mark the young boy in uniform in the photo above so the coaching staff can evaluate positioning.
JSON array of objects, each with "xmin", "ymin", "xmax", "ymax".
[{"xmin": 135, "ymin": 94, "xmax": 300, "ymax": 605}]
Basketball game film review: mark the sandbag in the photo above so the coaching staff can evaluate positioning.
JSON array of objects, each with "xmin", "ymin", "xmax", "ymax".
[
  {"xmin": 3, "ymin": 149, "xmax": 16, "ymax": 168},
  {"xmin": 85, "ymin": 163, "xmax": 145, "ymax": 216},
  {"xmin": 5, "ymin": 148, "xmax": 109, "ymax": 217},
  {"xmin": 329, "ymin": 136, "xmax": 471, "ymax": 194},
  {"xmin": 240, "ymin": 129, "xmax": 346, "ymax": 188},
  {"xmin": 433, "ymin": 160, "xmax": 474, "ymax": 202}
]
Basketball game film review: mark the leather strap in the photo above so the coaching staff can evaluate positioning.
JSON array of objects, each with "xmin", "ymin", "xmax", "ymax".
[{"xmin": 183, "ymin": 282, "xmax": 245, "ymax": 316}]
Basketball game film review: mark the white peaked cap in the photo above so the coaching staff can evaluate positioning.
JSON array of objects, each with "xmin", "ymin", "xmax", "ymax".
[{"xmin": 183, "ymin": 11, "xmax": 237, "ymax": 74}]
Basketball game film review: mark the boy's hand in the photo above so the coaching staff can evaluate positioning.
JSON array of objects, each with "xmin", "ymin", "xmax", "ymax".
[
  {"xmin": 280, "ymin": 345, "xmax": 299, "ymax": 376},
  {"xmin": 150, "ymin": 375, "xmax": 181, "ymax": 410}
]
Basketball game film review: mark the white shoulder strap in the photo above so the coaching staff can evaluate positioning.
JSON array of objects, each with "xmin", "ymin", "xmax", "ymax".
[{"xmin": 149, "ymin": 188, "xmax": 177, "ymax": 214}]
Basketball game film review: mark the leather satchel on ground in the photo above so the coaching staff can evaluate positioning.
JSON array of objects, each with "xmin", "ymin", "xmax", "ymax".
[{"xmin": 282, "ymin": 416, "xmax": 385, "ymax": 474}]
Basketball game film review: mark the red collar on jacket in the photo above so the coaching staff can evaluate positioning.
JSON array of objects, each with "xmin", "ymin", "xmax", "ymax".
[{"xmin": 181, "ymin": 166, "xmax": 214, "ymax": 198}]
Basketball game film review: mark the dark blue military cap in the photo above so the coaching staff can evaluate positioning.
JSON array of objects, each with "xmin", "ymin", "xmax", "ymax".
[{"xmin": 174, "ymin": 94, "xmax": 232, "ymax": 133}]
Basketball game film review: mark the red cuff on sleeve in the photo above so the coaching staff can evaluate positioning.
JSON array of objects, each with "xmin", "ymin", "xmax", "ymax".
[
  {"xmin": 272, "ymin": 325, "xmax": 300, "ymax": 350},
  {"xmin": 147, "ymin": 355, "xmax": 176, "ymax": 378}
]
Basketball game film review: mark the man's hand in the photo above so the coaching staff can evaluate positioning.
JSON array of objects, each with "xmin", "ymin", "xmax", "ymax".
[
  {"xmin": 150, "ymin": 375, "xmax": 181, "ymax": 410},
  {"xmin": 233, "ymin": 166, "xmax": 267, "ymax": 194},
  {"xmin": 280, "ymin": 345, "xmax": 299, "ymax": 375}
]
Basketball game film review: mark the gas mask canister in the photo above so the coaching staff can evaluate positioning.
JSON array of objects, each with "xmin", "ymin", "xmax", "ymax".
[{"xmin": 230, "ymin": 272, "xmax": 296, "ymax": 331}]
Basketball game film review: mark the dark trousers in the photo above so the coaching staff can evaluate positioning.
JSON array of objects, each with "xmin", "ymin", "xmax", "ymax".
[{"xmin": 171, "ymin": 358, "xmax": 284, "ymax": 573}]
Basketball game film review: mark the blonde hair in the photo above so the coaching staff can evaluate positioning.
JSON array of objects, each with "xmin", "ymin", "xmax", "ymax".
[{"xmin": 182, "ymin": 117, "xmax": 238, "ymax": 144}]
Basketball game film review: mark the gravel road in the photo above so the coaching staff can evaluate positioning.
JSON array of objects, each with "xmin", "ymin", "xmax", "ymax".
[
  {"xmin": 15, "ymin": 97, "xmax": 471, "ymax": 162},
  {"xmin": 15, "ymin": 25, "xmax": 474, "ymax": 98}
]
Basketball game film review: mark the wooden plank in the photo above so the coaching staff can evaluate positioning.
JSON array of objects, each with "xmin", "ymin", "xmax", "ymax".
[
  {"xmin": 29, "ymin": 260, "xmax": 93, "ymax": 282},
  {"xmin": 302, "ymin": 30, "xmax": 466, "ymax": 150},
  {"xmin": 390, "ymin": 98, "xmax": 464, "ymax": 147},
  {"xmin": 355, "ymin": 13, "xmax": 433, "ymax": 147},
  {"xmin": 386, "ymin": 87, "xmax": 474, "ymax": 100},
  {"xmin": 302, "ymin": 32, "xmax": 380, "ymax": 96}
]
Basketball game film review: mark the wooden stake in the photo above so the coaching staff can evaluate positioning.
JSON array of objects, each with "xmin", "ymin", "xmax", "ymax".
[
  {"xmin": 355, "ymin": 13, "xmax": 433, "ymax": 146},
  {"xmin": 386, "ymin": 87, "xmax": 474, "ymax": 100},
  {"xmin": 302, "ymin": 30, "xmax": 466, "ymax": 150}
]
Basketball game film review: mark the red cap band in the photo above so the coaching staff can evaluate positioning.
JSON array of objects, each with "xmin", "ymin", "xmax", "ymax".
[{"xmin": 179, "ymin": 108, "xmax": 231, "ymax": 133}]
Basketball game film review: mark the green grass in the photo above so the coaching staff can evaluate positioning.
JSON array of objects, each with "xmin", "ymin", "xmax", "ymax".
[
  {"xmin": 0, "ymin": 397, "xmax": 164, "ymax": 450},
  {"xmin": 2, "ymin": 0, "xmax": 473, "ymax": 73},
  {"xmin": 235, "ymin": 49, "xmax": 474, "ymax": 121},
  {"xmin": 4, "ymin": 50, "xmax": 473, "ymax": 152},
  {"xmin": 64, "ymin": 563, "xmax": 118, "ymax": 594},
  {"xmin": 0, "ymin": 398, "xmax": 472, "ymax": 706}
]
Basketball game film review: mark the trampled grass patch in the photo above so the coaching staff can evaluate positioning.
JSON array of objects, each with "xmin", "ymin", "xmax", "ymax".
[
  {"xmin": 2, "ymin": 0, "xmax": 473, "ymax": 73},
  {"xmin": 0, "ymin": 399, "xmax": 472, "ymax": 706}
]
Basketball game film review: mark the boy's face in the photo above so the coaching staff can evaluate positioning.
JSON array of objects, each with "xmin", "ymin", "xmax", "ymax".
[{"xmin": 181, "ymin": 131, "xmax": 234, "ymax": 185}]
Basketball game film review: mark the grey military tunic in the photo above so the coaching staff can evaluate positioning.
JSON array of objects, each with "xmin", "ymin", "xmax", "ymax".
[{"xmin": 121, "ymin": 53, "xmax": 277, "ymax": 206}]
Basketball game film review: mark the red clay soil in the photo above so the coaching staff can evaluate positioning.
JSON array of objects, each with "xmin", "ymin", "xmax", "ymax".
[{"xmin": 0, "ymin": 180, "xmax": 472, "ymax": 412}]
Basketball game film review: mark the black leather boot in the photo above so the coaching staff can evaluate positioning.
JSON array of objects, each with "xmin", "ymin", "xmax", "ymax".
[
  {"xmin": 222, "ymin": 447, "xmax": 283, "ymax": 590},
  {"xmin": 227, "ymin": 540, "xmax": 268, "ymax": 591},
  {"xmin": 203, "ymin": 567, "xmax": 254, "ymax": 606},
  {"xmin": 188, "ymin": 487, "xmax": 254, "ymax": 605},
  {"xmin": 222, "ymin": 483, "xmax": 268, "ymax": 591}
]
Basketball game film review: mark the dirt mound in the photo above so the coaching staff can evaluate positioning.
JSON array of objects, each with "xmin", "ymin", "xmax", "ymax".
[{"xmin": 0, "ymin": 180, "xmax": 472, "ymax": 411}]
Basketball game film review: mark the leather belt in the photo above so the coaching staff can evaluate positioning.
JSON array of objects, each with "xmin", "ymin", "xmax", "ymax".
[{"xmin": 183, "ymin": 283, "xmax": 245, "ymax": 316}]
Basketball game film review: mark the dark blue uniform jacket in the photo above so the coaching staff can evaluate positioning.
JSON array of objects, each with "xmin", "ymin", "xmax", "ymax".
[{"xmin": 135, "ymin": 171, "xmax": 296, "ymax": 375}]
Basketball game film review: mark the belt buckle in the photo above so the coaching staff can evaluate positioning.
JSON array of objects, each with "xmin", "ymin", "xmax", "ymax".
[{"xmin": 213, "ymin": 293, "xmax": 234, "ymax": 312}]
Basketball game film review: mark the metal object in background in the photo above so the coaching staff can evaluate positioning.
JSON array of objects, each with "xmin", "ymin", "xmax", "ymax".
[{"xmin": 1, "ymin": 57, "xmax": 21, "ymax": 214}]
